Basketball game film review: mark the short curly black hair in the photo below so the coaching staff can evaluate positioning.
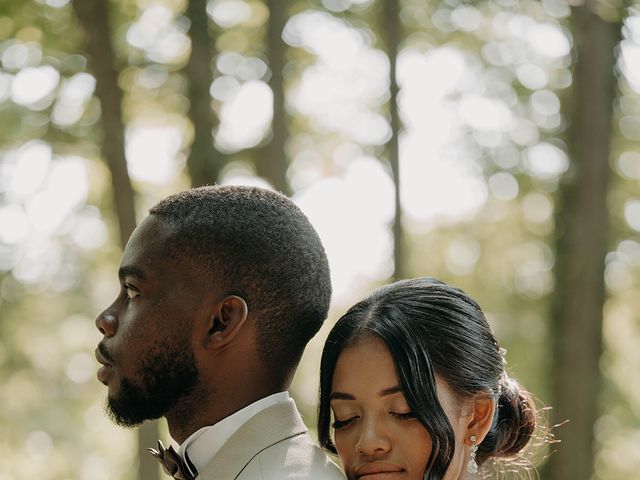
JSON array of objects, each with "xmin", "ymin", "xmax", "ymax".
[{"xmin": 149, "ymin": 185, "xmax": 332, "ymax": 374}]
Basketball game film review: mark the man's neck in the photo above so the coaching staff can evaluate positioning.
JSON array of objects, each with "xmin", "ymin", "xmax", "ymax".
[{"xmin": 165, "ymin": 382, "xmax": 289, "ymax": 444}]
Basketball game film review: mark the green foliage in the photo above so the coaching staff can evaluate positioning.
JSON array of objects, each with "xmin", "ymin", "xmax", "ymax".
[{"xmin": 0, "ymin": 0, "xmax": 638, "ymax": 479}]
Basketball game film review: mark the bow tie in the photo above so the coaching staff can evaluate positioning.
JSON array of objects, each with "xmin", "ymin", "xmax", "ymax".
[{"xmin": 148, "ymin": 440, "xmax": 197, "ymax": 480}]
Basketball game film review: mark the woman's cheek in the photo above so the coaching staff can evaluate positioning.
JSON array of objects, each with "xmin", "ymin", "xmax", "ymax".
[{"xmin": 334, "ymin": 431, "xmax": 354, "ymax": 467}]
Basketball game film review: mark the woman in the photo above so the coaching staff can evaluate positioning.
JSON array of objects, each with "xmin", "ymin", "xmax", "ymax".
[{"xmin": 318, "ymin": 277, "xmax": 536, "ymax": 480}]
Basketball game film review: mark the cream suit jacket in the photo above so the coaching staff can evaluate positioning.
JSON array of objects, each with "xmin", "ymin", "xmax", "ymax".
[{"xmin": 197, "ymin": 398, "xmax": 345, "ymax": 480}]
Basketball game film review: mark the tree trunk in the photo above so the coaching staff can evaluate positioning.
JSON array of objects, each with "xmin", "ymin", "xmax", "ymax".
[
  {"xmin": 261, "ymin": 0, "xmax": 291, "ymax": 195},
  {"xmin": 184, "ymin": 0, "xmax": 224, "ymax": 187},
  {"xmin": 72, "ymin": 2, "xmax": 159, "ymax": 480},
  {"xmin": 546, "ymin": 3, "xmax": 620, "ymax": 480},
  {"xmin": 72, "ymin": 0, "xmax": 136, "ymax": 248},
  {"xmin": 381, "ymin": 0, "xmax": 404, "ymax": 279}
]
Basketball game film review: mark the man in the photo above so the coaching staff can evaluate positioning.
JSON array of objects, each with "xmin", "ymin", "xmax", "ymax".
[{"xmin": 94, "ymin": 185, "xmax": 344, "ymax": 480}]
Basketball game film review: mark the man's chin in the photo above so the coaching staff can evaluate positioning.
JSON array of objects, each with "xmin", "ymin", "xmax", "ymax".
[
  {"xmin": 101, "ymin": 342, "xmax": 199, "ymax": 427},
  {"xmin": 105, "ymin": 386, "xmax": 163, "ymax": 428},
  {"xmin": 105, "ymin": 398, "xmax": 146, "ymax": 427},
  {"xmin": 105, "ymin": 399, "xmax": 162, "ymax": 427}
]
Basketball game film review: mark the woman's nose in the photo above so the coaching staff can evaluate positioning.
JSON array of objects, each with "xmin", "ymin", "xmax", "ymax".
[
  {"xmin": 95, "ymin": 309, "xmax": 118, "ymax": 337},
  {"xmin": 356, "ymin": 419, "xmax": 392, "ymax": 456}
]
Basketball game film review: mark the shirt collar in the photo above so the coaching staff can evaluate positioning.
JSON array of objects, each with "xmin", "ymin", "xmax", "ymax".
[{"xmin": 177, "ymin": 391, "xmax": 290, "ymax": 476}]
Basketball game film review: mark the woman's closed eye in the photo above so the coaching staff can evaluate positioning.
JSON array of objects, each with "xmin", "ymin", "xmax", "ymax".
[
  {"xmin": 332, "ymin": 416, "xmax": 358, "ymax": 429},
  {"xmin": 390, "ymin": 411, "xmax": 416, "ymax": 421},
  {"xmin": 332, "ymin": 410, "xmax": 415, "ymax": 429}
]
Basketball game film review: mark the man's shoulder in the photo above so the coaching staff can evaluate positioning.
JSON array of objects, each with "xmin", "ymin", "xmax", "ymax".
[
  {"xmin": 241, "ymin": 432, "xmax": 345, "ymax": 480},
  {"xmin": 196, "ymin": 398, "xmax": 346, "ymax": 480}
]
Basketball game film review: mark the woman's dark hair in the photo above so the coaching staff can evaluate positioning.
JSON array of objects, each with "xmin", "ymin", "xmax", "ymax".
[{"xmin": 318, "ymin": 277, "xmax": 536, "ymax": 480}]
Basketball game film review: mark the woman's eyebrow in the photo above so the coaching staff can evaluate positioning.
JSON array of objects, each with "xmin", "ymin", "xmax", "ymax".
[
  {"xmin": 330, "ymin": 386, "xmax": 403, "ymax": 401},
  {"xmin": 330, "ymin": 392, "xmax": 355, "ymax": 400},
  {"xmin": 379, "ymin": 386, "xmax": 402, "ymax": 397}
]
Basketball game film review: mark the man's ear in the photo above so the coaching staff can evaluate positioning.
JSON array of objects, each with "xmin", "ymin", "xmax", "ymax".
[
  {"xmin": 206, "ymin": 295, "xmax": 249, "ymax": 349},
  {"xmin": 463, "ymin": 395, "xmax": 496, "ymax": 446}
]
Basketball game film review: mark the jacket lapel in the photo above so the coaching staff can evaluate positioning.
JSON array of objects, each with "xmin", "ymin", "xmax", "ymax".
[{"xmin": 197, "ymin": 398, "xmax": 308, "ymax": 479}]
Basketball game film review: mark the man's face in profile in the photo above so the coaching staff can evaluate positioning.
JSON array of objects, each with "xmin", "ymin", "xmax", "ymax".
[{"xmin": 95, "ymin": 215, "xmax": 207, "ymax": 426}]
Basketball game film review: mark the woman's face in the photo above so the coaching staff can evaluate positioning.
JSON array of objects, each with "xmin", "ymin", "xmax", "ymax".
[{"xmin": 330, "ymin": 336, "xmax": 470, "ymax": 480}]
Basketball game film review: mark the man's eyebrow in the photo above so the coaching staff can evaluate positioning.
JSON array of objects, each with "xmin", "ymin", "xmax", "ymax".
[
  {"xmin": 118, "ymin": 265, "xmax": 146, "ymax": 281},
  {"xmin": 379, "ymin": 386, "xmax": 403, "ymax": 397},
  {"xmin": 330, "ymin": 392, "xmax": 355, "ymax": 401}
]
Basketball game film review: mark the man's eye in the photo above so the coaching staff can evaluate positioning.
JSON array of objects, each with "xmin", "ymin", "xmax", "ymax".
[{"xmin": 124, "ymin": 284, "xmax": 140, "ymax": 300}]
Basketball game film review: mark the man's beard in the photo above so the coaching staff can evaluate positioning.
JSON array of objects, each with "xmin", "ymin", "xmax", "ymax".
[{"xmin": 105, "ymin": 336, "xmax": 199, "ymax": 427}]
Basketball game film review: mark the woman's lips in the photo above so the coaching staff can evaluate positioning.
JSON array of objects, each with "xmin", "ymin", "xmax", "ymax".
[
  {"xmin": 358, "ymin": 474, "xmax": 403, "ymax": 480},
  {"xmin": 355, "ymin": 463, "xmax": 404, "ymax": 479}
]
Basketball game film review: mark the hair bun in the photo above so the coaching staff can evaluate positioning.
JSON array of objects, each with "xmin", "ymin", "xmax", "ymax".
[{"xmin": 478, "ymin": 374, "xmax": 536, "ymax": 463}]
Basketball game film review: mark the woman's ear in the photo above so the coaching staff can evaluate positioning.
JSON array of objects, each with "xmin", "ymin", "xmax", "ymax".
[
  {"xmin": 206, "ymin": 295, "xmax": 249, "ymax": 349},
  {"xmin": 463, "ymin": 395, "xmax": 496, "ymax": 445}
]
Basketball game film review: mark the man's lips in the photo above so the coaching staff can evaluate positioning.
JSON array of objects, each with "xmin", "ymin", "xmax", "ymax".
[
  {"xmin": 355, "ymin": 463, "xmax": 404, "ymax": 479},
  {"xmin": 95, "ymin": 345, "xmax": 114, "ymax": 385},
  {"xmin": 95, "ymin": 346, "xmax": 112, "ymax": 367}
]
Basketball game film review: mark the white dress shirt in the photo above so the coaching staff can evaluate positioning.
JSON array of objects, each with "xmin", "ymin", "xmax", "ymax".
[{"xmin": 177, "ymin": 391, "xmax": 290, "ymax": 476}]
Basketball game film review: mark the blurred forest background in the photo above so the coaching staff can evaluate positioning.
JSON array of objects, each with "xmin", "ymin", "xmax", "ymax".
[{"xmin": 0, "ymin": 0, "xmax": 639, "ymax": 479}]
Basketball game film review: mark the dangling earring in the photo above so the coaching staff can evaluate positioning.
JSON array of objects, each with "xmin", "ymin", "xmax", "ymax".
[{"xmin": 467, "ymin": 435, "xmax": 479, "ymax": 474}]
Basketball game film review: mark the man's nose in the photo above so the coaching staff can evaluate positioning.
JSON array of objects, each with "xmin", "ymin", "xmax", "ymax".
[
  {"xmin": 356, "ymin": 419, "xmax": 392, "ymax": 457},
  {"xmin": 95, "ymin": 309, "xmax": 118, "ymax": 337}
]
